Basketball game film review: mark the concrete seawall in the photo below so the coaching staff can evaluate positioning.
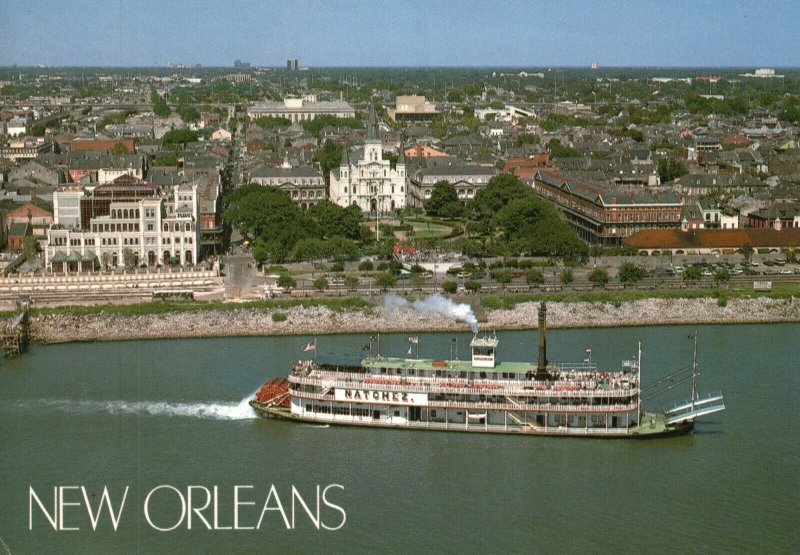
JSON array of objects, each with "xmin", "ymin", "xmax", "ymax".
[{"xmin": 30, "ymin": 296, "xmax": 800, "ymax": 345}]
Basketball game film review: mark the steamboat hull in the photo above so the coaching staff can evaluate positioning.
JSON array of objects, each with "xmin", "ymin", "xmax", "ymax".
[{"xmin": 249, "ymin": 401, "xmax": 695, "ymax": 439}]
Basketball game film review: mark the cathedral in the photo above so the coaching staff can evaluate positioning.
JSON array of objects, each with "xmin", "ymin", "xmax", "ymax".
[{"xmin": 329, "ymin": 107, "xmax": 407, "ymax": 213}]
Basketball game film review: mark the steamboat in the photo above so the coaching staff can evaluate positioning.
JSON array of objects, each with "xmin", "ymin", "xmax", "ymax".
[{"xmin": 251, "ymin": 303, "xmax": 725, "ymax": 438}]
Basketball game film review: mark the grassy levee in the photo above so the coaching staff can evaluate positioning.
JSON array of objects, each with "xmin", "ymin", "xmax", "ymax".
[
  {"xmin": 28, "ymin": 297, "xmax": 372, "ymax": 318},
  {"xmin": 480, "ymin": 284, "xmax": 800, "ymax": 310}
]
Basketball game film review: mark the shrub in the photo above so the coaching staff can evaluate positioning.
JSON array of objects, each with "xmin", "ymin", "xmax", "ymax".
[
  {"xmin": 442, "ymin": 281, "xmax": 458, "ymax": 294},
  {"xmin": 376, "ymin": 262, "xmax": 389, "ymax": 271},
  {"xmin": 560, "ymin": 268, "xmax": 574, "ymax": 285},
  {"xmin": 331, "ymin": 262, "xmax": 345, "ymax": 272},
  {"xmin": 271, "ymin": 312, "xmax": 287, "ymax": 322},
  {"xmin": 464, "ymin": 280, "xmax": 481, "ymax": 292},
  {"xmin": 588, "ymin": 267, "xmax": 610, "ymax": 286},
  {"xmin": 525, "ymin": 269, "xmax": 544, "ymax": 285},
  {"xmin": 358, "ymin": 261, "xmax": 374, "ymax": 272}
]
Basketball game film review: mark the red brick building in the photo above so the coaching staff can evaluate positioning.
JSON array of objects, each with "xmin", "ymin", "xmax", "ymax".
[{"xmin": 532, "ymin": 169, "xmax": 683, "ymax": 246}]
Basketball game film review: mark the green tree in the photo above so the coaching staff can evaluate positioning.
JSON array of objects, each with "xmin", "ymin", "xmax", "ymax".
[
  {"xmin": 491, "ymin": 269, "xmax": 513, "ymax": 285},
  {"xmin": 547, "ymin": 138, "xmax": 581, "ymax": 158},
  {"xmin": 657, "ymin": 158, "xmax": 688, "ymax": 183},
  {"xmin": 314, "ymin": 140, "xmax": 344, "ymax": 186},
  {"xmin": 618, "ymin": 262, "xmax": 647, "ymax": 285},
  {"xmin": 344, "ymin": 276, "xmax": 359, "ymax": 289},
  {"xmin": 739, "ymin": 244, "xmax": 754, "ymax": 266},
  {"xmin": 464, "ymin": 280, "xmax": 481, "ymax": 292},
  {"xmin": 122, "ymin": 247, "xmax": 135, "ymax": 269},
  {"xmin": 307, "ymin": 201, "xmax": 362, "ymax": 240},
  {"xmin": 376, "ymin": 273, "xmax": 396, "ymax": 290},
  {"xmin": 151, "ymin": 89, "xmax": 170, "ymax": 117},
  {"xmin": 177, "ymin": 105, "xmax": 200, "ymax": 123},
  {"xmin": 23, "ymin": 235, "xmax": 37, "ymax": 261},
  {"xmin": 589, "ymin": 244, "xmax": 604, "ymax": 265},
  {"xmin": 162, "ymin": 129, "xmax": 199, "ymax": 145},
  {"xmin": 588, "ymin": 267, "xmax": 609, "ymax": 286},
  {"xmin": 714, "ymin": 268, "xmax": 730, "ymax": 287},
  {"xmin": 525, "ymin": 269, "xmax": 544, "ymax": 285},
  {"xmin": 683, "ymin": 266, "xmax": 702, "ymax": 281},
  {"xmin": 468, "ymin": 174, "xmax": 533, "ymax": 227},
  {"xmin": 277, "ymin": 274, "xmax": 297, "ymax": 289},
  {"xmin": 560, "ymin": 268, "xmax": 574, "ymax": 285},
  {"xmin": 442, "ymin": 281, "xmax": 458, "ymax": 294},
  {"xmin": 425, "ymin": 181, "xmax": 463, "ymax": 218},
  {"xmin": 313, "ymin": 276, "xmax": 329, "ymax": 291}
]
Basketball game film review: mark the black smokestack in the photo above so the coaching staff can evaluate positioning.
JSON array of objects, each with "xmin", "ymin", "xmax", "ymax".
[{"xmin": 537, "ymin": 301, "xmax": 548, "ymax": 377}]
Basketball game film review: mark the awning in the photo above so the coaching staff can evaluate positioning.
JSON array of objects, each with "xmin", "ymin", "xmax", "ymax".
[
  {"xmin": 51, "ymin": 251, "xmax": 67, "ymax": 263},
  {"xmin": 64, "ymin": 251, "xmax": 81, "ymax": 263},
  {"xmin": 81, "ymin": 251, "xmax": 98, "ymax": 262}
]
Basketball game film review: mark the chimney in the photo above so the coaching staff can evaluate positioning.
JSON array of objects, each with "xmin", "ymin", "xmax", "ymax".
[{"xmin": 536, "ymin": 302, "xmax": 548, "ymax": 378}]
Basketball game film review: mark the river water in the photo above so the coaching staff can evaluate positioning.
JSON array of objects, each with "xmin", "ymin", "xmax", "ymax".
[{"xmin": 0, "ymin": 325, "xmax": 797, "ymax": 553}]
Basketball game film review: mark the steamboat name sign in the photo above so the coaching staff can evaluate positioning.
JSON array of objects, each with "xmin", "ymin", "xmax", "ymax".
[{"xmin": 334, "ymin": 388, "xmax": 428, "ymax": 406}]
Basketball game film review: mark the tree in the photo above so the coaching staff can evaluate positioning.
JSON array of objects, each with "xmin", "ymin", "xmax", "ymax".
[
  {"xmin": 358, "ymin": 260, "xmax": 374, "ymax": 272},
  {"xmin": 683, "ymin": 266, "xmax": 702, "ymax": 281},
  {"xmin": 314, "ymin": 140, "xmax": 343, "ymax": 185},
  {"xmin": 739, "ymin": 244, "xmax": 754, "ymax": 266},
  {"xmin": 277, "ymin": 274, "xmax": 297, "ymax": 289},
  {"xmin": 618, "ymin": 262, "xmax": 647, "ymax": 285},
  {"xmin": 588, "ymin": 267, "xmax": 609, "ymax": 286},
  {"xmin": 313, "ymin": 277, "xmax": 329, "ymax": 291},
  {"xmin": 560, "ymin": 268, "xmax": 574, "ymax": 286},
  {"xmin": 525, "ymin": 269, "xmax": 544, "ymax": 285},
  {"xmin": 425, "ymin": 181, "xmax": 463, "ymax": 218},
  {"xmin": 23, "ymin": 235, "xmax": 37, "ymax": 262},
  {"xmin": 491, "ymin": 269, "xmax": 513, "ymax": 285},
  {"xmin": 307, "ymin": 201, "xmax": 362, "ymax": 241},
  {"xmin": 468, "ymin": 174, "xmax": 533, "ymax": 226},
  {"xmin": 464, "ymin": 280, "xmax": 481, "ymax": 292},
  {"xmin": 177, "ymin": 105, "xmax": 200, "ymax": 123},
  {"xmin": 151, "ymin": 89, "xmax": 170, "ymax": 117},
  {"xmin": 376, "ymin": 273, "xmax": 396, "ymax": 290},
  {"xmin": 162, "ymin": 129, "xmax": 199, "ymax": 145},
  {"xmin": 110, "ymin": 142, "xmax": 131, "ymax": 155},
  {"xmin": 101, "ymin": 251, "xmax": 111, "ymax": 271},
  {"xmin": 344, "ymin": 276, "xmax": 359, "ymax": 289},
  {"xmin": 546, "ymin": 138, "xmax": 581, "ymax": 158},
  {"xmin": 657, "ymin": 158, "xmax": 688, "ymax": 183},
  {"xmin": 714, "ymin": 268, "xmax": 730, "ymax": 287},
  {"xmin": 442, "ymin": 281, "xmax": 458, "ymax": 294},
  {"xmin": 122, "ymin": 247, "xmax": 135, "ymax": 269},
  {"xmin": 491, "ymin": 196, "xmax": 587, "ymax": 259}
]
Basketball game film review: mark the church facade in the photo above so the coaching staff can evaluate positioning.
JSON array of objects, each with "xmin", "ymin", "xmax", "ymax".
[{"xmin": 329, "ymin": 110, "xmax": 407, "ymax": 213}]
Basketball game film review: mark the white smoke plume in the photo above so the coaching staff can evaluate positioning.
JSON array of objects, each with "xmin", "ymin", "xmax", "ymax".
[{"xmin": 384, "ymin": 293, "xmax": 479, "ymax": 333}]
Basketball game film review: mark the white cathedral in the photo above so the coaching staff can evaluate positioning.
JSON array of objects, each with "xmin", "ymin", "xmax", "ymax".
[{"xmin": 329, "ymin": 108, "xmax": 407, "ymax": 213}]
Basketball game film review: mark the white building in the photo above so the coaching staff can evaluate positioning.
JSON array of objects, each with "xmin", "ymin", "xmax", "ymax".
[
  {"xmin": 46, "ymin": 177, "xmax": 200, "ymax": 271},
  {"xmin": 246, "ymin": 95, "xmax": 355, "ymax": 123},
  {"xmin": 329, "ymin": 109, "xmax": 407, "ymax": 213}
]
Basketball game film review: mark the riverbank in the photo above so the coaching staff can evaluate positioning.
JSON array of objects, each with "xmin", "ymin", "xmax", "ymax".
[{"xmin": 30, "ymin": 295, "xmax": 800, "ymax": 344}]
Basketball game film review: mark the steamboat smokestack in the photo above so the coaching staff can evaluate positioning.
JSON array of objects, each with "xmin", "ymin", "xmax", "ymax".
[{"xmin": 537, "ymin": 302, "xmax": 548, "ymax": 376}]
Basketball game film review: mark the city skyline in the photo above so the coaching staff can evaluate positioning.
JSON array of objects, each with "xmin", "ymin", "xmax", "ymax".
[{"xmin": 0, "ymin": 0, "xmax": 798, "ymax": 68}]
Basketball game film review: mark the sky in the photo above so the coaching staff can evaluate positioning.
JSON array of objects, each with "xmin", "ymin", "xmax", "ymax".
[{"xmin": 0, "ymin": 0, "xmax": 798, "ymax": 68}]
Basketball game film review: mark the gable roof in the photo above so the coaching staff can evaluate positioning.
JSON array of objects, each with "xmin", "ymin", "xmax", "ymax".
[{"xmin": 624, "ymin": 228, "xmax": 800, "ymax": 249}]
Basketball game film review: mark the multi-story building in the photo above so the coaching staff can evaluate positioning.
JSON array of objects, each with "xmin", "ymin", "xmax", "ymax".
[
  {"xmin": 246, "ymin": 95, "xmax": 354, "ymax": 124},
  {"xmin": 46, "ymin": 176, "xmax": 200, "ymax": 271},
  {"xmin": 387, "ymin": 95, "xmax": 439, "ymax": 122},
  {"xmin": 249, "ymin": 162, "xmax": 326, "ymax": 209},
  {"xmin": 532, "ymin": 169, "xmax": 683, "ymax": 246},
  {"xmin": 406, "ymin": 159, "xmax": 497, "ymax": 209},
  {"xmin": 329, "ymin": 110, "xmax": 407, "ymax": 213}
]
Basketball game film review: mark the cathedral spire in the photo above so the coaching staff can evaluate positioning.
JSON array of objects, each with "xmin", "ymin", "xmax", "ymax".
[
  {"xmin": 340, "ymin": 141, "xmax": 349, "ymax": 166},
  {"xmin": 366, "ymin": 103, "xmax": 378, "ymax": 141}
]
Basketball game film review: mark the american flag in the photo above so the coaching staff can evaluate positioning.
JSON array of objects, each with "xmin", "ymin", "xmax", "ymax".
[
  {"xmin": 302, "ymin": 341, "xmax": 316, "ymax": 352},
  {"xmin": 583, "ymin": 347, "xmax": 592, "ymax": 363},
  {"xmin": 408, "ymin": 336, "xmax": 419, "ymax": 344}
]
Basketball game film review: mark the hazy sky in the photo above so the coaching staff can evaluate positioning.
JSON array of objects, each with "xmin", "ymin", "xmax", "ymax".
[{"xmin": 1, "ymin": 0, "xmax": 797, "ymax": 67}]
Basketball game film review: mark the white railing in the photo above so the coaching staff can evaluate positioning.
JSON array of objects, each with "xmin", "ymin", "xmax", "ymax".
[
  {"xmin": 290, "ymin": 391, "xmax": 636, "ymax": 413},
  {"xmin": 289, "ymin": 373, "xmax": 638, "ymax": 398}
]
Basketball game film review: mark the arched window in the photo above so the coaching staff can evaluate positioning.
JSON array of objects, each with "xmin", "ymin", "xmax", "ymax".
[
  {"xmin": 185, "ymin": 223, "xmax": 191, "ymax": 232},
  {"xmin": 163, "ymin": 223, "xmax": 169, "ymax": 232}
]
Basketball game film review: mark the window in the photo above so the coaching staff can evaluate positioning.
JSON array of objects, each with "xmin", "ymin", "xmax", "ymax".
[{"xmin": 147, "ymin": 223, "xmax": 154, "ymax": 231}]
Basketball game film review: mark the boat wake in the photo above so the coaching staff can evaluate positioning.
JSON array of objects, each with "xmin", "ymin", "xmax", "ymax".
[{"xmin": 12, "ymin": 392, "xmax": 258, "ymax": 421}]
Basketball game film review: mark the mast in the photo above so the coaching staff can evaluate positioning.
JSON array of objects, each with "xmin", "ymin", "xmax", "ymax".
[
  {"xmin": 637, "ymin": 341, "xmax": 642, "ymax": 419},
  {"xmin": 536, "ymin": 302, "xmax": 548, "ymax": 379},
  {"xmin": 691, "ymin": 332, "xmax": 698, "ymax": 410}
]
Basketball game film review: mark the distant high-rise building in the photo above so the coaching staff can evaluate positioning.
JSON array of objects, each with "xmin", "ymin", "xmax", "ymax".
[
  {"xmin": 590, "ymin": 61, "xmax": 599, "ymax": 70},
  {"xmin": 234, "ymin": 59, "xmax": 250, "ymax": 68},
  {"xmin": 287, "ymin": 58, "xmax": 299, "ymax": 71}
]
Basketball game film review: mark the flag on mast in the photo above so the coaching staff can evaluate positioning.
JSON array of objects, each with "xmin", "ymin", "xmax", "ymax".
[
  {"xmin": 407, "ymin": 346, "xmax": 413, "ymax": 356},
  {"xmin": 408, "ymin": 336, "xmax": 418, "ymax": 344},
  {"xmin": 302, "ymin": 341, "xmax": 316, "ymax": 352},
  {"xmin": 583, "ymin": 346, "xmax": 592, "ymax": 363}
]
